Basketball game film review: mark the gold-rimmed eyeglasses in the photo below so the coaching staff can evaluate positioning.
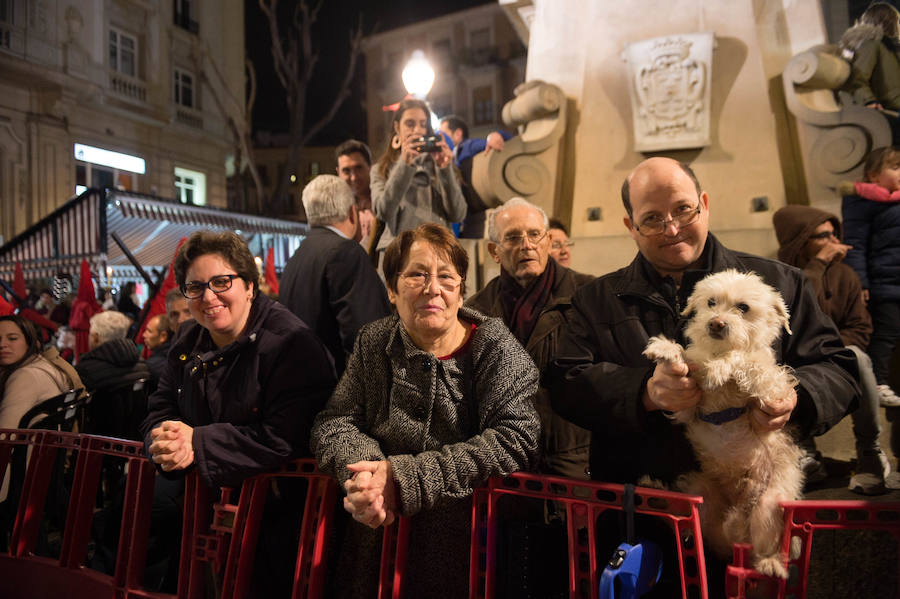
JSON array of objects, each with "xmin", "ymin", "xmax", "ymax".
[
  {"xmin": 633, "ymin": 203, "xmax": 702, "ymax": 236},
  {"xmin": 400, "ymin": 271, "xmax": 463, "ymax": 292},
  {"xmin": 551, "ymin": 240, "xmax": 574, "ymax": 250},
  {"xmin": 182, "ymin": 274, "xmax": 240, "ymax": 299}
]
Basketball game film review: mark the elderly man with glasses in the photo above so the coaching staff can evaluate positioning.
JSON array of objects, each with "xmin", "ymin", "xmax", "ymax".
[
  {"xmin": 546, "ymin": 158, "xmax": 860, "ymax": 491},
  {"xmin": 466, "ymin": 197, "xmax": 594, "ymax": 479}
]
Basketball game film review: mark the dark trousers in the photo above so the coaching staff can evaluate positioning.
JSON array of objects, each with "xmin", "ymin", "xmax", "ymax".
[{"xmin": 867, "ymin": 299, "xmax": 900, "ymax": 385}]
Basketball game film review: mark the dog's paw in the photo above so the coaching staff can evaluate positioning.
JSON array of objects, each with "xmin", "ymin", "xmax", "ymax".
[
  {"xmin": 754, "ymin": 554, "xmax": 789, "ymax": 580},
  {"xmin": 703, "ymin": 358, "xmax": 734, "ymax": 387},
  {"xmin": 643, "ymin": 336, "xmax": 685, "ymax": 365}
]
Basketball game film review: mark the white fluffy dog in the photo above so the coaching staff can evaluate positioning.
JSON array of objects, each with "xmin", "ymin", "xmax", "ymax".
[{"xmin": 643, "ymin": 269, "xmax": 803, "ymax": 579}]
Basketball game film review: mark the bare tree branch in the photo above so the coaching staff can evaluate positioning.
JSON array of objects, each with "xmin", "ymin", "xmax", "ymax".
[
  {"xmin": 259, "ymin": 0, "xmax": 290, "ymax": 92},
  {"xmin": 259, "ymin": 0, "xmax": 366, "ymax": 216},
  {"xmin": 300, "ymin": 19, "xmax": 363, "ymax": 147},
  {"xmin": 192, "ymin": 39, "xmax": 265, "ymax": 212}
]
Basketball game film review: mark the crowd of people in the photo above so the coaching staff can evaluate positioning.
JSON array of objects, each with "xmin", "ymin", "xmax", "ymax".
[{"xmin": 5, "ymin": 6, "xmax": 900, "ymax": 593}]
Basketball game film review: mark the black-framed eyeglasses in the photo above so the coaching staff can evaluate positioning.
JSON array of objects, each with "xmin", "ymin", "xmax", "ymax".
[
  {"xmin": 501, "ymin": 229, "xmax": 548, "ymax": 249},
  {"xmin": 808, "ymin": 231, "xmax": 837, "ymax": 240},
  {"xmin": 400, "ymin": 271, "xmax": 463, "ymax": 292},
  {"xmin": 181, "ymin": 274, "xmax": 241, "ymax": 299},
  {"xmin": 633, "ymin": 203, "xmax": 702, "ymax": 236}
]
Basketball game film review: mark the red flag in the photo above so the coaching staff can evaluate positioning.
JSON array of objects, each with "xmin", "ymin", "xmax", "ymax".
[
  {"xmin": 69, "ymin": 260, "xmax": 103, "ymax": 359},
  {"xmin": 13, "ymin": 262, "xmax": 26, "ymax": 307},
  {"xmin": 19, "ymin": 307, "xmax": 59, "ymax": 343},
  {"xmin": 136, "ymin": 238, "xmax": 186, "ymax": 356},
  {"xmin": 265, "ymin": 246, "xmax": 279, "ymax": 296},
  {"xmin": 0, "ymin": 294, "xmax": 13, "ymax": 316}
]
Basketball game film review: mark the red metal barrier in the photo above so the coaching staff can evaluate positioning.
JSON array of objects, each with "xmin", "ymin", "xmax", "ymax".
[
  {"xmin": 726, "ymin": 500, "xmax": 900, "ymax": 599},
  {"xmin": 179, "ymin": 457, "xmax": 410, "ymax": 599},
  {"xmin": 470, "ymin": 472, "xmax": 709, "ymax": 599},
  {"xmin": 0, "ymin": 429, "xmax": 163, "ymax": 599}
]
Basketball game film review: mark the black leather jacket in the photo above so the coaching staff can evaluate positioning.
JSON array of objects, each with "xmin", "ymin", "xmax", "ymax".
[{"xmin": 546, "ymin": 234, "xmax": 860, "ymax": 484}]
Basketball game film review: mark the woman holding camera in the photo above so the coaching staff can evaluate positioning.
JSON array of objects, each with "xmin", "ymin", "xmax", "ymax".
[{"xmin": 371, "ymin": 98, "xmax": 467, "ymax": 250}]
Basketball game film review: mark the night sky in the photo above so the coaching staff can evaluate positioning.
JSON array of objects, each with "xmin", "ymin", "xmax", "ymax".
[{"xmin": 244, "ymin": 0, "xmax": 492, "ymax": 144}]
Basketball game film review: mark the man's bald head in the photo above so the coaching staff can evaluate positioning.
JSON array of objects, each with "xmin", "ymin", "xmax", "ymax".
[{"xmin": 621, "ymin": 158, "xmax": 702, "ymax": 219}]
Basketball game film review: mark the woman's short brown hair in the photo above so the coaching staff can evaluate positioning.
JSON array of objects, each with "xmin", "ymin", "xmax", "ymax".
[
  {"xmin": 174, "ymin": 231, "xmax": 259, "ymax": 297},
  {"xmin": 864, "ymin": 146, "xmax": 900, "ymax": 182},
  {"xmin": 382, "ymin": 223, "xmax": 468, "ymax": 295}
]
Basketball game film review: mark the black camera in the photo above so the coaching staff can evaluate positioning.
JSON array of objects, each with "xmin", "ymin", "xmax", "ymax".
[{"xmin": 416, "ymin": 134, "xmax": 443, "ymax": 153}]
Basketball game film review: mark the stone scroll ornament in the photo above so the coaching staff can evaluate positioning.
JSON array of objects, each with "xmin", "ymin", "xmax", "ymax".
[
  {"xmin": 470, "ymin": 80, "xmax": 567, "ymax": 210},
  {"xmin": 624, "ymin": 33, "xmax": 714, "ymax": 152}
]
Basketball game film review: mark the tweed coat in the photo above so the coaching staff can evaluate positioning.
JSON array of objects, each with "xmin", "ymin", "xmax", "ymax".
[{"xmin": 311, "ymin": 305, "xmax": 540, "ymax": 598}]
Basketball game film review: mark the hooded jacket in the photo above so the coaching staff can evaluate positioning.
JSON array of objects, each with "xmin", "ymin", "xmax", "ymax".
[
  {"xmin": 773, "ymin": 205, "xmax": 872, "ymax": 349},
  {"xmin": 75, "ymin": 337, "xmax": 151, "ymax": 394},
  {"xmin": 840, "ymin": 23, "xmax": 900, "ymax": 110}
]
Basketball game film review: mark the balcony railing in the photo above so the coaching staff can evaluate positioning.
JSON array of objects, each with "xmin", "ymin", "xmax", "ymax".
[
  {"xmin": 109, "ymin": 71, "xmax": 147, "ymax": 103},
  {"xmin": 175, "ymin": 107, "xmax": 203, "ymax": 129}
]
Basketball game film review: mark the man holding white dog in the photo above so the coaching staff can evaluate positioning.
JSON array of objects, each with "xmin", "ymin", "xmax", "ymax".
[{"xmin": 546, "ymin": 157, "xmax": 860, "ymax": 487}]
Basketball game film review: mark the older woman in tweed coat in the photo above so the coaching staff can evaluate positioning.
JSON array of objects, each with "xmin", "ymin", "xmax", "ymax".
[{"xmin": 311, "ymin": 223, "xmax": 540, "ymax": 598}]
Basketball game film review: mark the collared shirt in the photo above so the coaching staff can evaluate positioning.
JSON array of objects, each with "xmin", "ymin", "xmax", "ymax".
[{"xmin": 325, "ymin": 225, "xmax": 350, "ymax": 240}]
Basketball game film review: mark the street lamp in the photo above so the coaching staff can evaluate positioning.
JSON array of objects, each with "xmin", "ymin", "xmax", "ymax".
[{"xmin": 401, "ymin": 50, "xmax": 435, "ymax": 99}]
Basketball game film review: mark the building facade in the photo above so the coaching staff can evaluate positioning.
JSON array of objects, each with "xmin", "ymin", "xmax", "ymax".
[
  {"xmin": 249, "ymin": 131, "xmax": 337, "ymax": 220},
  {"xmin": 362, "ymin": 3, "xmax": 526, "ymax": 156},
  {"xmin": 0, "ymin": 0, "xmax": 245, "ymax": 245}
]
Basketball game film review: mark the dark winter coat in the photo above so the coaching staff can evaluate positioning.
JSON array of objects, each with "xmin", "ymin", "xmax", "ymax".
[
  {"xmin": 279, "ymin": 226, "xmax": 391, "ymax": 377},
  {"xmin": 144, "ymin": 338, "xmax": 171, "ymax": 389},
  {"xmin": 310, "ymin": 306, "xmax": 540, "ymax": 599},
  {"xmin": 545, "ymin": 234, "xmax": 860, "ymax": 485},
  {"xmin": 773, "ymin": 205, "xmax": 872, "ymax": 349},
  {"xmin": 466, "ymin": 262, "xmax": 595, "ymax": 478},
  {"xmin": 76, "ymin": 337, "xmax": 151, "ymax": 394},
  {"xmin": 842, "ymin": 193, "xmax": 900, "ymax": 302},
  {"xmin": 140, "ymin": 293, "xmax": 336, "ymax": 489}
]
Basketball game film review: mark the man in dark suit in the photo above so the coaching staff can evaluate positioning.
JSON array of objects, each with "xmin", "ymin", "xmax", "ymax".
[{"xmin": 280, "ymin": 174, "xmax": 391, "ymax": 376}]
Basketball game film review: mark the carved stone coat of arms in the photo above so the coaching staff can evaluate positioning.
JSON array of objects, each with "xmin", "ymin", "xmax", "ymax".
[{"xmin": 624, "ymin": 33, "xmax": 714, "ymax": 152}]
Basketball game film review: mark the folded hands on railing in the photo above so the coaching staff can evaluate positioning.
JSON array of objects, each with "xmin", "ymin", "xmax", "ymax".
[{"xmin": 343, "ymin": 459, "xmax": 398, "ymax": 529}]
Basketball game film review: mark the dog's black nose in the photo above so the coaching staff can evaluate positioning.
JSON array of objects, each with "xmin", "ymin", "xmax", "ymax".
[{"xmin": 707, "ymin": 318, "xmax": 728, "ymax": 339}]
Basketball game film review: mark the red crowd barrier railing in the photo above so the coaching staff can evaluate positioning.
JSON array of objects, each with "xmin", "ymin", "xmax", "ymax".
[
  {"xmin": 178, "ymin": 459, "xmax": 340, "ymax": 599},
  {"xmin": 0, "ymin": 429, "xmax": 163, "ymax": 599},
  {"xmin": 178, "ymin": 457, "xmax": 410, "ymax": 599},
  {"xmin": 470, "ymin": 472, "xmax": 709, "ymax": 599},
  {"xmin": 726, "ymin": 499, "xmax": 900, "ymax": 599},
  {"xmin": 1, "ymin": 429, "xmax": 726, "ymax": 598}
]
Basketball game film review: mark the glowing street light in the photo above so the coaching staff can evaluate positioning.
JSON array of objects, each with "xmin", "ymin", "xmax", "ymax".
[{"xmin": 401, "ymin": 50, "xmax": 435, "ymax": 99}]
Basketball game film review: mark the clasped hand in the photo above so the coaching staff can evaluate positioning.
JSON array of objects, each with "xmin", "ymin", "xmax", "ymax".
[
  {"xmin": 343, "ymin": 459, "xmax": 398, "ymax": 529},
  {"xmin": 644, "ymin": 360, "xmax": 795, "ymax": 431},
  {"xmin": 149, "ymin": 420, "xmax": 195, "ymax": 471}
]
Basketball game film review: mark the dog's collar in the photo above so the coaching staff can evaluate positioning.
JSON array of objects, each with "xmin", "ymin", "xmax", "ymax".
[{"xmin": 697, "ymin": 406, "xmax": 747, "ymax": 425}]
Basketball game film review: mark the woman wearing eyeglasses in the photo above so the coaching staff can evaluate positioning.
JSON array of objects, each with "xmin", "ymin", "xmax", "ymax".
[
  {"xmin": 311, "ymin": 223, "xmax": 540, "ymax": 598},
  {"xmin": 139, "ymin": 231, "xmax": 336, "ymax": 593},
  {"xmin": 142, "ymin": 230, "xmax": 336, "ymax": 483}
]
